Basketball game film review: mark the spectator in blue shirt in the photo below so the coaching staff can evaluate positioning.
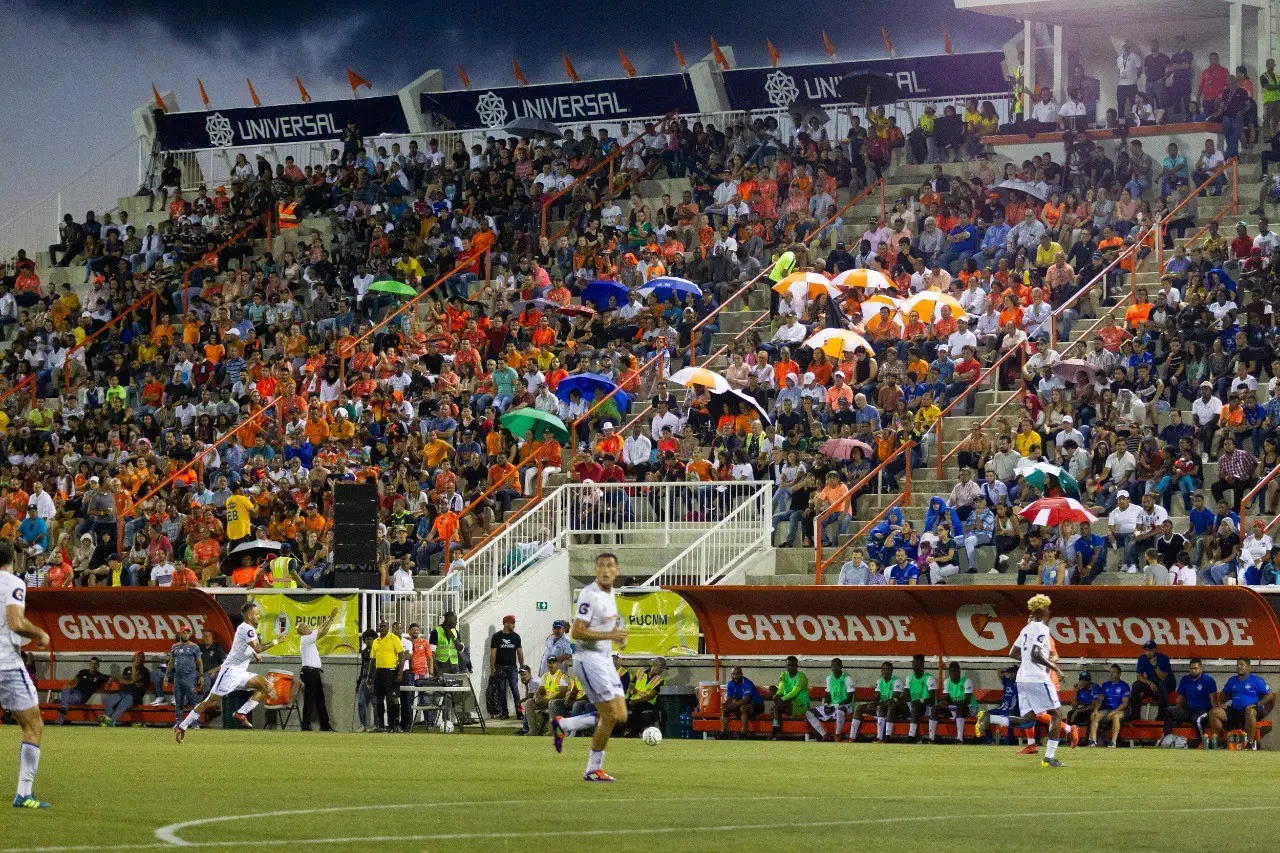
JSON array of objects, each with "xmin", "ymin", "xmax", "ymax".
[
  {"xmin": 1089, "ymin": 664, "xmax": 1132, "ymax": 747},
  {"xmin": 1167, "ymin": 658, "xmax": 1216, "ymax": 737},
  {"xmin": 1187, "ymin": 492, "xmax": 1217, "ymax": 565},
  {"xmin": 977, "ymin": 211, "xmax": 1009, "ymax": 266},
  {"xmin": 1131, "ymin": 640, "xmax": 1175, "ymax": 721},
  {"xmin": 939, "ymin": 211, "xmax": 979, "ymax": 273},
  {"xmin": 1068, "ymin": 671, "xmax": 1102, "ymax": 731},
  {"xmin": 1067, "ymin": 524, "xmax": 1107, "ymax": 585},
  {"xmin": 720, "ymin": 665, "xmax": 764, "ymax": 739},
  {"xmin": 17, "ymin": 506, "xmax": 49, "ymax": 556},
  {"xmin": 887, "ymin": 549, "xmax": 920, "ymax": 585},
  {"xmin": 1208, "ymin": 658, "xmax": 1276, "ymax": 749}
]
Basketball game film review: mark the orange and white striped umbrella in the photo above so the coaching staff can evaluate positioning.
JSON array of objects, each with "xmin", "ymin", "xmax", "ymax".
[
  {"xmin": 899, "ymin": 290, "xmax": 965, "ymax": 322},
  {"xmin": 860, "ymin": 295, "xmax": 904, "ymax": 332},
  {"xmin": 771, "ymin": 272, "xmax": 840, "ymax": 300},
  {"xmin": 831, "ymin": 268, "xmax": 894, "ymax": 292},
  {"xmin": 805, "ymin": 328, "xmax": 874, "ymax": 358},
  {"xmin": 669, "ymin": 366, "xmax": 730, "ymax": 393}
]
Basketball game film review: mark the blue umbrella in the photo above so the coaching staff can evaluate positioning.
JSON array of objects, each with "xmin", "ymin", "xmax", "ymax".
[
  {"xmin": 580, "ymin": 280, "xmax": 630, "ymax": 310},
  {"xmin": 554, "ymin": 372, "xmax": 630, "ymax": 414},
  {"xmin": 639, "ymin": 276, "xmax": 702, "ymax": 303}
]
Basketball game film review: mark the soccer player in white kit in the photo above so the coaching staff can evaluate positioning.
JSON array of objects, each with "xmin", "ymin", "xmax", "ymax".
[
  {"xmin": 175, "ymin": 601, "xmax": 282, "ymax": 743},
  {"xmin": 0, "ymin": 541, "xmax": 52, "ymax": 808},
  {"xmin": 1010, "ymin": 594, "xmax": 1067, "ymax": 767},
  {"xmin": 552, "ymin": 553, "xmax": 629, "ymax": 782}
]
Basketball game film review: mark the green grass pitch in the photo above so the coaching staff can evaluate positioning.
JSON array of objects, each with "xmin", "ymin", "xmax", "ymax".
[{"xmin": 0, "ymin": 728, "xmax": 1276, "ymax": 852}]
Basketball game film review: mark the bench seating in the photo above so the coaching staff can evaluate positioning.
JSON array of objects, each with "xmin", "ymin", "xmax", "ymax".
[
  {"xmin": 693, "ymin": 684, "xmax": 1271, "ymax": 745},
  {"xmin": 33, "ymin": 678, "xmax": 196, "ymax": 727}
]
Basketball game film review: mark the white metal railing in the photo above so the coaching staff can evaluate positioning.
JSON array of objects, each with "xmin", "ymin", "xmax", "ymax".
[
  {"xmin": 639, "ymin": 482, "xmax": 771, "ymax": 587},
  {"xmin": 0, "ymin": 137, "xmax": 143, "ymax": 262}
]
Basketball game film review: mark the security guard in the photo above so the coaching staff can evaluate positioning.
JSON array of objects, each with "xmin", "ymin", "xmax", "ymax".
[
  {"xmin": 626, "ymin": 658, "xmax": 667, "ymax": 736},
  {"xmin": 430, "ymin": 611, "xmax": 463, "ymax": 675}
]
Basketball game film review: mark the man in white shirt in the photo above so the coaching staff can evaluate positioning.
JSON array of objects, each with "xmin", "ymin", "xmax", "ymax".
[
  {"xmin": 1029, "ymin": 90, "xmax": 1061, "ymax": 129},
  {"xmin": 1108, "ymin": 491, "xmax": 1144, "ymax": 572},
  {"xmin": 1116, "ymin": 42, "xmax": 1144, "ymax": 114},
  {"xmin": 649, "ymin": 400, "xmax": 682, "ymax": 442},
  {"xmin": 946, "ymin": 317, "xmax": 978, "ymax": 355},
  {"xmin": 1254, "ymin": 221, "xmax": 1280, "ymax": 256},
  {"xmin": 1055, "ymin": 416, "xmax": 1086, "ymax": 449},
  {"xmin": 1131, "ymin": 492, "xmax": 1170, "ymax": 573},
  {"xmin": 1058, "ymin": 92, "xmax": 1088, "ymax": 130},
  {"xmin": 297, "ymin": 606, "xmax": 339, "ymax": 732},
  {"xmin": 149, "ymin": 559, "xmax": 177, "ymax": 587},
  {"xmin": 767, "ymin": 313, "xmax": 807, "ymax": 354},
  {"xmin": 622, "ymin": 425, "xmax": 652, "ymax": 476},
  {"xmin": 26, "ymin": 483, "xmax": 55, "ymax": 521},
  {"xmin": 1190, "ymin": 382, "xmax": 1224, "ymax": 454}
]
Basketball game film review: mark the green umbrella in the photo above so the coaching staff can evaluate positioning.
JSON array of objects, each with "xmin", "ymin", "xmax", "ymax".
[
  {"xmin": 499, "ymin": 408, "xmax": 570, "ymax": 445},
  {"xmin": 1018, "ymin": 462, "xmax": 1081, "ymax": 499},
  {"xmin": 369, "ymin": 279, "xmax": 418, "ymax": 298}
]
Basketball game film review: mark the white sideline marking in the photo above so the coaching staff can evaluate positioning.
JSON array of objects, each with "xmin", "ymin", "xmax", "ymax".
[{"xmin": 5, "ymin": 800, "xmax": 1274, "ymax": 852}]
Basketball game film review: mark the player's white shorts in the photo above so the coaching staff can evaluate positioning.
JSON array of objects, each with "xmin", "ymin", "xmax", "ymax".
[
  {"xmin": 1016, "ymin": 680, "xmax": 1060, "ymax": 716},
  {"xmin": 0, "ymin": 667, "xmax": 38, "ymax": 712},
  {"xmin": 209, "ymin": 667, "xmax": 256, "ymax": 698},
  {"xmin": 808, "ymin": 703, "xmax": 852, "ymax": 720},
  {"xmin": 573, "ymin": 653, "xmax": 624, "ymax": 705}
]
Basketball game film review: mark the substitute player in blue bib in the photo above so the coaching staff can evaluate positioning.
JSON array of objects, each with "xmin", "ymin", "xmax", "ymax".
[
  {"xmin": 552, "ymin": 553, "xmax": 629, "ymax": 781},
  {"xmin": 0, "ymin": 541, "xmax": 51, "ymax": 809},
  {"xmin": 1207, "ymin": 658, "xmax": 1276, "ymax": 750},
  {"xmin": 975, "ymin": 664, "xmax": 1034, "ymax": 745},
  {"xmin": 1010, "ymin": 594, "xmax": 1067, "ymax": 767}
]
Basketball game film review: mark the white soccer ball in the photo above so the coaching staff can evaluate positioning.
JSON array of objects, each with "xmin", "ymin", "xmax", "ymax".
[{"xmin": 642, "ymin": 726, "xmax": 663, "ymax": 746}]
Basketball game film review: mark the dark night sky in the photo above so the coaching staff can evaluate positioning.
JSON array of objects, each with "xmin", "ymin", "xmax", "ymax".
[{"xmin": 0, "ymin": 0, "xmax": 1016, "ymax": 223}]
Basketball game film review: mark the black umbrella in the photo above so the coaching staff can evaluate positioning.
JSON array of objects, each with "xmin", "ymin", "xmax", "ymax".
[
  {"xmin": 222, "ymin": 538, "xmax": 284, "ymax": 572},
  {"xmin": 789, "ymin": 98, "xmax": 830, "ymax": 128},
  {"xmin": 501, "ymin": 116, "xmax": 564, "ymax": 140},
  {"xmin": 837, "ymin": 73, "xmax": 903, "ymax": 107}
]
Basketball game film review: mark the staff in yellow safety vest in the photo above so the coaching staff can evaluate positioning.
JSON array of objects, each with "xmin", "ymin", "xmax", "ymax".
[
  {"xmin": 249, "ymin": 551, "xmax": 309, "ymax": 589},
  {"xmin": 543, "ymin": 655, "xmax": 572, "ymax": 721},
  {"xmin": 626, "ymin": 658, "xmax": 667, "ymax": 737}
]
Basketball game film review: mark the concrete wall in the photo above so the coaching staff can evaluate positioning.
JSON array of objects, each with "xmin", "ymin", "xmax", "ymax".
[{"xmin": 463, "ymin": 550, "xmax": 573, "ymax": 692}]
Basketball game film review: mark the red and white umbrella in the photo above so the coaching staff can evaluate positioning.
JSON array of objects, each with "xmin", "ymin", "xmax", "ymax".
[{"xmin": 1018, "ymin": 498, "xmax": 1097, "ymax": 527}]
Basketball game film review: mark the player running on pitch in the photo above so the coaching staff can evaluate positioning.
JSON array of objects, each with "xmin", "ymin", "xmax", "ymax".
[
  {"xmin": 1010, "ymin": 594, "xmax": 1068, "ymax": 767},
  {"xmin": 553, "ymin": 553, "xmax": 628, "ymax": 781},
  {"xmin": 175, "ymin": 601, "xmax": 283, "ymax": 742},
  {"xmin": 0, "ymin": 541, "xmax": 52, "ymax": 808}
]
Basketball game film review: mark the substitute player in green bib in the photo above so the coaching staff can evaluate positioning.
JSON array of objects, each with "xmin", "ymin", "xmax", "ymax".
[
  {"xmin": 806, "ymin": 658, "xmax": 855, "ymax": 742},
  {"xmin": 854, "ymin": 661, "xmax": 904, "ymax": 742},
  {"xmin": 905, "ymin": 654, "xmax": 937, "ymax": 743},
  {"xmin": 931, "ymin": 661, "xmax": 976, "ymax": 743},
  {"xmin": 770, "ymin": 656, "xmax": 810, "ymax": 739}
]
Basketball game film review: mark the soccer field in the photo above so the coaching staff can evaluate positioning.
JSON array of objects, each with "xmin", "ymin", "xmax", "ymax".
[{"xmin": 1, "ymin": 728, "xmax": 1276, "ymax": 852}]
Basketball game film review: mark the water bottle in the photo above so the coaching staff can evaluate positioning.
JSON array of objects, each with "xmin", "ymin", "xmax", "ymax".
[{"xmin": 679, "ymin": 707, "xmax": 694, "ymax": 739}]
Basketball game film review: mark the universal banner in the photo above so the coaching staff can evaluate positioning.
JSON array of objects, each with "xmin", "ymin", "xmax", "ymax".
[
  {"xmin": 423, "ymin": 75, "xmax": 698, "ymax": 131},
  {"xmin": 154, "ymin": 95, "xmax": 410, "ymax": 151},
  {"xmin": 250, "ymin": 593, "xmax": 361, "ymax": 656},
  {"xmin": 26, "ymin": 588, "xmax": 234, "ymax": 655},
  {"xmin": 670, "ymin": 586, "xmax": 1280, "ymax": 661},
  {"xmin": 721, "ymin": 51, "xmax": 1009, "ymax": 111},
  {"xmin": 616, "ymin": 590, "xmax": 700, "ymax": 657}
]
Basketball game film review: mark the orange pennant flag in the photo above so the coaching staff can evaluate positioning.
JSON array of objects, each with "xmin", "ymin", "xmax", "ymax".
[
  {"xmin": 766, "ymin": 39, "xmax": 781, "ymax": 67},
  {"xmin": 562, "ymin": 53, "xmax": 579, "ymax": 82},
  {"xmin": 512, "ymin": 58, "xmax": 529, "ymax": 87},
  {"xmin": 151, "ymin": 84, "xmax": 168, "ymax": 113},
  {"xmin": 822, "ymin": 31, "xmax": 836, "ymax": 59},
  {"xmin": 710, "ymin": 36, "xmax": 729, "ymax": 70},
  {"xmin": 197, "ymin": 79, "xmax": 210, "ymax": 109},
  {"xmin": 943, "ymin": 24, "xmax": 954, "ymax": 55},
  {"xmin": 619, "ymin": 48, "xmax": 637, "ymax": 78},
  {"xmin": 674, "ymin": 40, "xmax": 687, "ymax": 70},
  {"xmin": 881, "ymin": 27, "xmax": 895, "ymax": 57},
  {"xmin": 457, "ymin": 65, "xmax": 471, "ymax": 90},
  {"xmin": 346, "ymin": 67, "xmax": 372, "ymax": 94},
  {"xmin": 246, "ymin": 77, "xmax": 261, "ymax": 107},
  {"xmin": 296, "ymin": 76, "xmax": 312, "ymax": 103}
]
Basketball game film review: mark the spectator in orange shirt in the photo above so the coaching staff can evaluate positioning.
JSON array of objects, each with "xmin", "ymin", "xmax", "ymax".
[
  {"xmin": 418, "ymin": 500, "xmax": 460, "ymax": 574},
  {"xmin": 593, "ymin": 422, "xmax": 624, "ymax": 459},
  {"xmin": 815, "ymin": 472, "xmax": 853, "ymax": 546},
  {"xmin": 522, "ymin": 435, "xmax": 563, "ymax": 494}
]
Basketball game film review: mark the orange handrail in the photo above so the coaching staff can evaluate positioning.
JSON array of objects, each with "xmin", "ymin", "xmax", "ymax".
[
  {"xmin": 1181, "ymin": 160, "xmax": 1241, "ymax": 251},
  {"xmin": 814, "ymin": 441, "xmax": 914, "ymax": 584},
  {"xmin": 930, "ymin": 339, "xmax": 1029, "ymax": 477},
  {"xmin": 440, "ymin": 459, "xmax": 528, "ymax": 565},
  {"xmin": 1240, "ymin": 462, "xmax": 1280, "ymax": 535},
  {"xmin": 183, "ymin": 212, "xmax": 273, "ymax": 317},
  {"xmin": 570, "ymin": 349, "xmax": 666, "ymax": 437},
  {"xmin": 687, "ymin": 177, "xmax": 885, "ymax": 364},
  {"xmin": 446, "ymin": 463, "xmax": 546, "ymax": 567},
  {"xmin": 538, "ymin": 111, "xmax": 679, "ymax": 239},
  {"xmin": 845, "ymin": 492, "xmax": 910, "ymax": 567},
  {"xmin": 336, "ymin": 256, "xmax": 473, "ymax": 385},
  {"xmin": 1048, "ymin": 223, "xmax": 1154, "ymax": 347},
  {"xmin": 115, "ymin": 396, "xmax": 280, "ymax": 547},
  {"xmin": 62, "ymin": 290, "xmax": 159, "ymax": 391},
  {"xmin": 548, "ymin": 144, "xmax": 666, "ymax": 248},
  {"xmin": 1058, "ymin": 291, "xmax": 1135, "ymax": 360},
  {"xmin": 0, "ymin": 374, "xmax": 38, "ymax": 413}
]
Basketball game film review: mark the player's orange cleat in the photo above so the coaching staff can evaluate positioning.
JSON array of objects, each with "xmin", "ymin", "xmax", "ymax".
[
  {"xmin": 174, "ymin": 726, "xmax": 185, "ymax": 744},
  {"xmin": 233, "ymin": 713, "xmax": 253, "ymax": 729},
  {"xmin": 1069, "ymin": 726, "xmax": 1080, "ymax": 748},
  {"xmin": 583, "ymin": 770, "xmax": 616, "ymax": 782},
  {"xmin": 1017, "ymin": 744, "xmax": 1039, "ymax": 754}
]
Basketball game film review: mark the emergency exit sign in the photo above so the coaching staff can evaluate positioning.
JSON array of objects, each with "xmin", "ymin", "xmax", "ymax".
[{"xmin": 536, "ymin": 601, "xmax": 548, "ymax": 611}]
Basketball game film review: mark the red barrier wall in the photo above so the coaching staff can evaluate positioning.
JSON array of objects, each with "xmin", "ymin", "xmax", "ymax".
[{"xmin": 25, "ymin": 588, "xmax": 235, "ymax": 655}]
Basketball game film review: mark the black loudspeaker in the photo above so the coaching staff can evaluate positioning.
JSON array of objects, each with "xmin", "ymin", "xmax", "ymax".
[
  {"xmin": 333, "ymin": 569, "xmax": 381, "ymax": 590},
  {"xmin": 334, "ymin": 538, "xmax": 378, "ymax": 566},
  {"xmin": 334, "ymin": 483, "xmax": 379, "ymax": 525}
]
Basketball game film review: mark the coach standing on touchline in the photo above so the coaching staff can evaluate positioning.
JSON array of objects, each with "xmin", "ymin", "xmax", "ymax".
[{"xmin": 298, "ymin": 606, "xmax": 339, "ymax": 732}]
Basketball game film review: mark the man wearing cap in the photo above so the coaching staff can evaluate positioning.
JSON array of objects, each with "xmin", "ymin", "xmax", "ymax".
[
  {"xmin": 1067, "ymin": 671, "xmax": 1102, "ymax": 735},
  {"xmin": 1130, "ymin": 640, "xmax": 1174, "ymax": 723},
  {"xmin": 489, "ymin": 616, "xmax": 524, "ymax": 721},
  {"xmin": 1108, "ymin": 490, "xmax": 1143, "ymax": 572},
  {"xmin": 1191, "ymin": 380, "xmax": 1224, "ymax": 456},
  {"xmin": 540, "ymin": 620, "xmax": 573, "ymax": 675}
]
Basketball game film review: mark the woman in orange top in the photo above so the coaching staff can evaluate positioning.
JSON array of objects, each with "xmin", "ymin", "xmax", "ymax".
[
  {"xmin": 1041, "ymin": 193, "xmax": 1065, "ymax": 229},
  {"xmin": 998, "ymin": 294, "xmax": 1025, "ymax": 330},
  {"xmin": 807, "ymin": 350, "xmax": 832, "ymax": 386}
]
